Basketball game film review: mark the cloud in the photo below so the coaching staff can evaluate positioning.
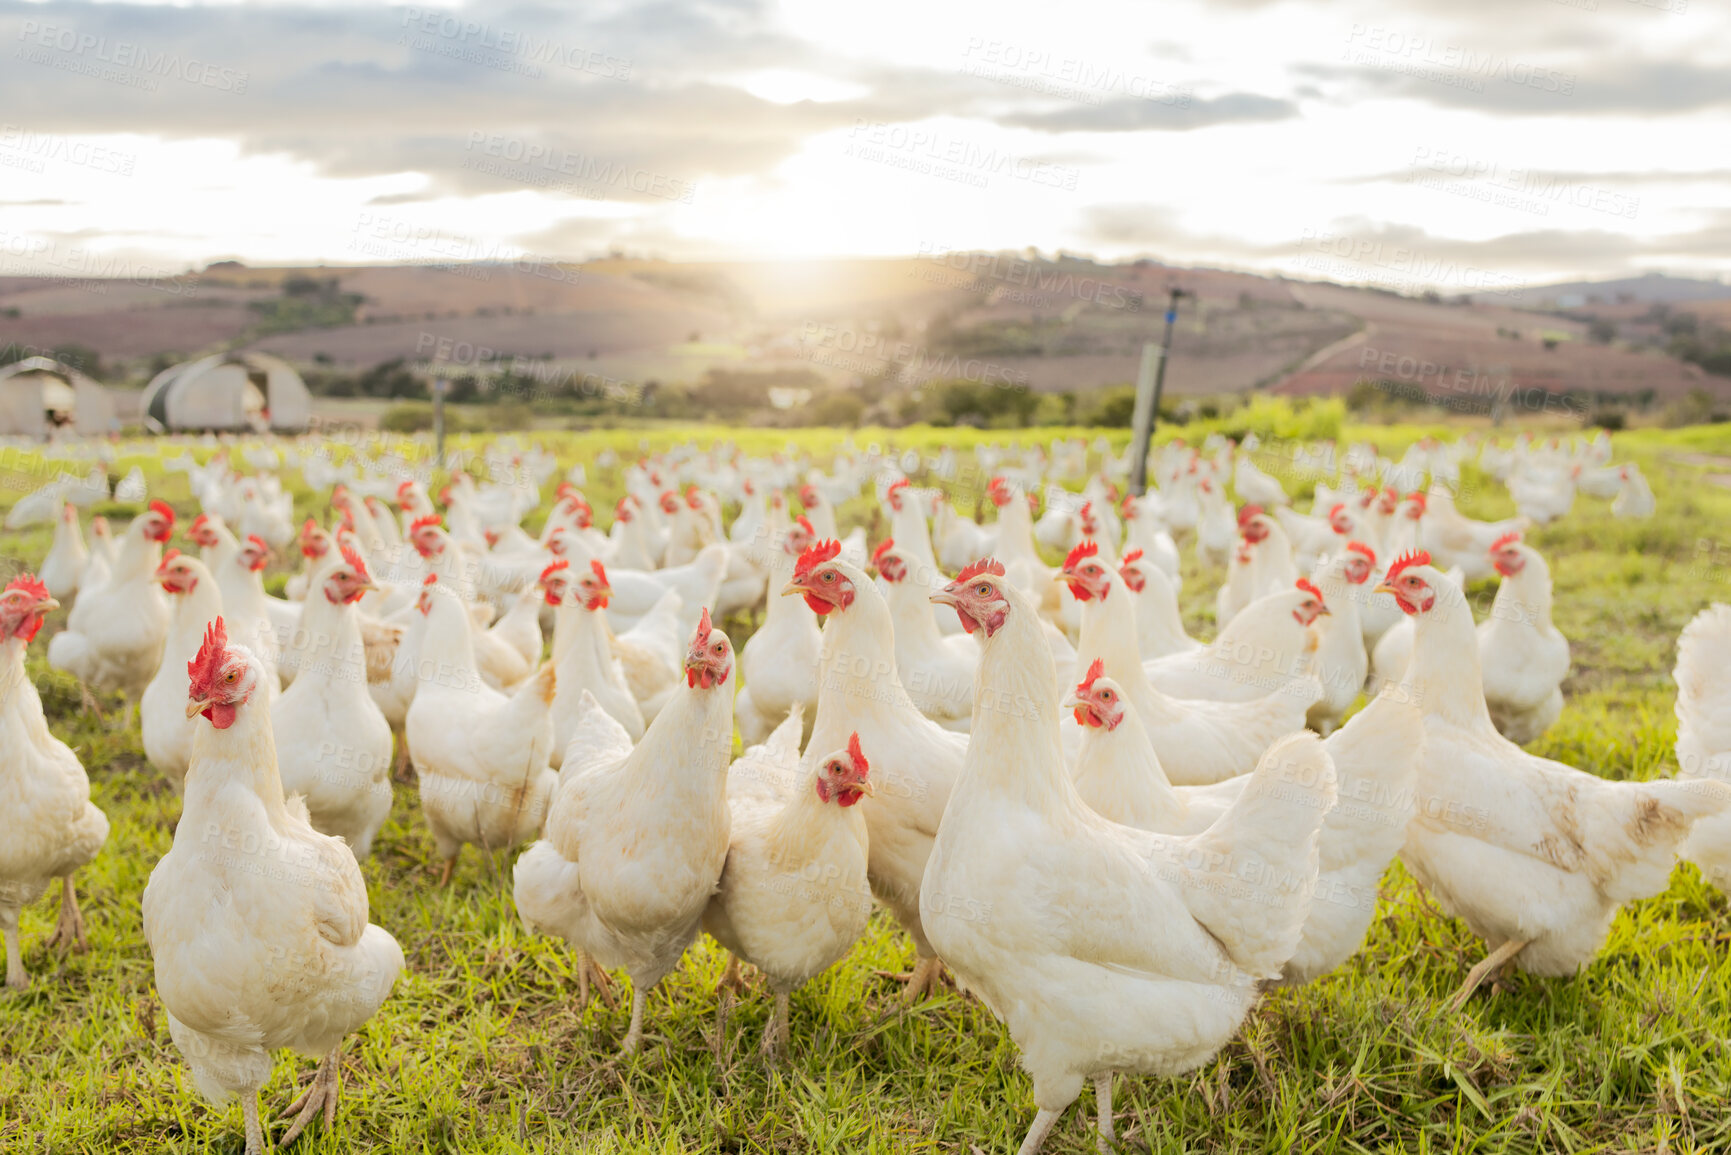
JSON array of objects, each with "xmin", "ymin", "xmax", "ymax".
[{"xmin": 1003, "ymin": 93, "xmax": 1298, "ymax": 132}]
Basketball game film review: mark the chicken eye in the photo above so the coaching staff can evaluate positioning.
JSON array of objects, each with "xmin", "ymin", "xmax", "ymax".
[
  {"xmin": 713, "ymin": 642, "xmax": 725, "ymax": 654},
  {"xmin": 223, "ymin": 669, "xmax": 240, "ymax": 684},
  {"xmin": 1099, "ymin": 690, "xmax": 1113, "ymax": 701},
  {"xmin": 821, "ymin": 571, "xmax": 835, "ymax": 582},
  {"xmin": 975, "ymin": 583, "xmax": 991, "ymax": 596}
]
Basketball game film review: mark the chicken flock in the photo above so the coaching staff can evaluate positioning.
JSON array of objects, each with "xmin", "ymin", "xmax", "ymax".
[{"xmin": 3, "ymin": 425, "xmax": 1724, "ymax": 1155}]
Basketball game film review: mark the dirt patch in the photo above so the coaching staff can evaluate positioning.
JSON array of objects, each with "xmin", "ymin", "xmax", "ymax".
[{"xmin": 1678, "ymin": 454, "xmax": 1731, "ymax": 470}]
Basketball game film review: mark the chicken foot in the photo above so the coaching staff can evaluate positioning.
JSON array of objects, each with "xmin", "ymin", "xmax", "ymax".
[
  {"xmin": 242, "ymin": 1092, "xmax": 265, "ymax": 1155},
  {"xmin": 759, "ymin": 990, "xmax": 791, "ymax": 1061},
  {"xmin": 436, "ymin": 853, "xmax": 458, "ymax": 888},
  {"xmin": 619, "ymin": 986, "xmax": 648, "ymax": 1055},
  {"xmin": 1016, "ymin": 1108, "xmax": 1062, "ymax": 1155},
  {"xmin": 1448, "ymin": 938, "xmax": 1528, "ymax": 1011},
  {"xmin": 45, "ymin": 876, "xmax": 89, "ymax": 953},
  {"xmin": 895, "ymin": 954, "xmax": 949, "ymax": 1003},
  {"xmin": 278, "ymin": 1046, "xmax": 342, "ymax": 1146}
]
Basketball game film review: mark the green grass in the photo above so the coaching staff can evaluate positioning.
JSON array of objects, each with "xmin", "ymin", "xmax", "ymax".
[{"xmin": 4, "ymin": 416, "xmax": 1731, "ymax": 1154}]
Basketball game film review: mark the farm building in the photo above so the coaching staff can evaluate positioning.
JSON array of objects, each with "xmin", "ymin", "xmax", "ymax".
[
  {"xmin": 0, "ymin": 356, "xmax": 119, "ymax": 437},
  {"xmin": 140, "ymin": 352, "xmax": 311, "ymax": 433}
]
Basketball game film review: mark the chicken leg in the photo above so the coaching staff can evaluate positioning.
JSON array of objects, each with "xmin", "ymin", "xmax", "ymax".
[
  {"xmin": 1016, "ymin": 1108, "xmax": 1062, "ymax": 1155},
  {"xmin": 619, "ymin": 987, "xmax": 647, "ymax": 1055},
  {"xmin": 46, "ymin": 876, "xmax": 89, "ymax": 953},
  {"xmin": 437, "ymin": 853, "xmax": 458, "ymax": 888},
  {"xmin": 577, "ymin": 952, "xmax": 616, "ymax": 1010},
  {"xmin": 1094, "ymin": 1074, "xmax": 1114, "ymax": 1152},
  {"xmin": 1448, "ymin": 938, "xmax": 1528, "ymax": 1011},
  {"xmin": 243, "ymin": 1092, "xmax": 265, "ymax": 1155},
  {"xmin": 3, "ymin": 911, "xmax": 26, "ymax": 990},
  {"xmin": 759, "ymin": 989, "xmax": 791, "ymax": 1061},
  {"xmin": 899, "ymin": 954, "xmax": 948, "ymax": 1002},
  {"xmin": 278, "ymin": 1046, "xmax": 342, "ymax": 1146}
]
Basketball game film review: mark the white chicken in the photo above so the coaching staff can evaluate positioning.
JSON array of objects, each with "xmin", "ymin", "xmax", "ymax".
[
  {"xmin": 141, "ymin": 551, "xmax": 225, "ymax": 789},
  {"xmin": 546, "ymin": 558, "xmax": 645, "ymax": 754},
  {"xmin": 272, "ymin": 546, "xmax": 395, "ymax": 858},
  {"xmin": 1478, "ymin": 533, "xmax": 1570, "ymax": 744},
  {"xmin": 872, "ymin": 539, "xmax": 978, "ymax": 730},
  {"xmin": 406, "ymin": 583, "xmax": 558, "ymax": 884},
  {"xmin": 1116, "ymin": 548, "xmax": 1196, "ymax": 660},
  {"xmin": 1216, "ymin": 506, "xmax": 1299, "ymax": 625},
  {"xmin": 1145, "ymin": 580, "xmax": 1324, "ymax": 705},
  {"xmin": 0, "ymin": 575, "xmax": 110, "ymax": 989},
  {"xmin": 781, "ymin": 541, "xmax": 969, "ymax": 1000},
  {"xmin": 1674, "ymin": 604, "xmax": 1731, "ymax": 891},
  {"xmin": 142, "ymin": 617, "xmax": 403, "ymax": 1155},
  {"xmin": 513, "ymin": 612, "xmax": 738, "ymax": 1053},
  {"xmin": 1306, "ymin": 547, "xmax": 1375, "ymax": 735},
  {"xmin": 734, "ymin": 522, "xmax": 824, "ymax": 747},
  {"xmin": 1060, "ymin": 550, "xmax": 1318, "ymax": 785},
  {"xmin": 1382, "ymin": 552, "xmax": 1731, "ymax": 1007},
  {"xmin": 922, "ymin": 562, "xmax": 1334, "ymax": 1154},
  {"xmin": 48, "ymin": 500, "xmax": 175, "ymax": 700},
  {"xmin": 39, "ymin": 503, "xmax": 88, "ymax": 601},
  {"xmin": 703, "ymin": 713, "xmax": 874, "ymax": 1058}
]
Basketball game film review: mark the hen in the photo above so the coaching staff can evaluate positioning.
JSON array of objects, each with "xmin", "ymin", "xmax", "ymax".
[
  {"xmin": 406, "ymin": 582, "xmax": 558, "ymax": 884},
  {"xmin": 1382, "ymin": 552, "xmax": 1731, "ymax": 1007},
  {"xmin": 48, "ymin": 499, "xmax": 175, "ymax": 701},
  {"xmin": 546, "ymin": 559, "xmax": 646, "ymax": 755},
  {"xmin": 142, "ymin": 618, "xmax": 403, "ymax": 1155},
  {"xmin": 1216, "ymin": 506, "xmax": 1298, "ymax": 625},
  {"xmin": 923, "ymin": 561, "xmax": 1334, "ymax": 1154},
  {"xmin": 1066, "ymin": 659, "xmax": 1423, "ymax": 983},
  {"xmin": 1478, "ymin": 533, "xmax": 1569, "ymax": 744},
  {"xmin": 872, "ymin": 539, "xmax": 978, "ymax": 730},
  {"xmin": 513, "ymin": 611, "xmax": 737, "ymax": 1052},
  {"xmin": 272, "ymin": 546, "xmax": 395, "ymax": 857},
  {"xmin": 141, "ymin": 551, "xmax": 225, "ymax": 788},
  {"xmin": 1117, "ymin": 549, "xmax": 1196, "ymax": 660},
  {"xmin": 782, "ymin": 541, "xmax": 968, "ymax": 999},
  {"xmin": 39, "ymin": 503, "xmax": 89, "ymax": 601},
  {"xmin": 0, "ymin": 576, "xmax": 110, "ymax": 989},
  {"xmin": 703, "ymin": 713, "xmax": 874, "ymax": 1058},
  {"xmin": 1061, "ymin": 546, "xmax": 1317, "ymax": 784},
  {"xmin": 734, "ymin": 522, "xmax": 823, "ymax": 746}
]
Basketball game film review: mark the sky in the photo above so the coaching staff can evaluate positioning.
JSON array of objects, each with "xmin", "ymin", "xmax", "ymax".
[{"xmin": 1, "ymin": 0, "xmax": 1728, "ymax": 295}]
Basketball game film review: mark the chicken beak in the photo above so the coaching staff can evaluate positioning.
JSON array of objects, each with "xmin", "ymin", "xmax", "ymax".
[
  {"xmin": 779, "ymin": 577, "xmax": 806, "ymax": 598},
  {"xmin": 595, "ymin": 584, "xmax": 613, "ymax": 600},
  {"xmin": 929, "ymin": 587, "xmax": 960, "ymax": 608},
  {"xmin": 1373, "ymin": 581, "xmax": 1395, "ymax": 596},
  {"xmin": 32, "ymin": 597, "xmax": 59, "ymax": 614},
  {"xmin": 185, "ymin": 697, "xmax": 209, "ymax": 719},
  {"xmin": 856, "ymin": 777, "xmax": 875, "ymax": 797},
  {"xmin": 1317, "ymin": 604, "xmax": 1332, "ymax": 616},
  {"xmin": 1051, "ymin": 570, "xmax": 1071, "ymax": 584},
  {"xmin": 1060, "ymin": 691, "xmax": 1083, "ymax": 710}
]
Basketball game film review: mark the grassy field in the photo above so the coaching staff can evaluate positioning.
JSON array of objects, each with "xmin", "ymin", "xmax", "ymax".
[{"xmin": 4, "ymin": 415, "xmax": 1731, "ymax": 1154}]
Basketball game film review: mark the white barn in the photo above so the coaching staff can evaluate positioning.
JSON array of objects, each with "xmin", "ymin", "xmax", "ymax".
[
  {"xmin": 140, "ymin": 352, "xmax": 311, "ymax": 433},
  {"xmin": 0, "ymin": 356, "xmax": 119, "ymax": 437}
]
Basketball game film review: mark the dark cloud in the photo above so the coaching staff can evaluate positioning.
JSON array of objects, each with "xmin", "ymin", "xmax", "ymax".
[{"xmin": 1004, "ymin": 93, "xmax": 1298, "ymax": 133}]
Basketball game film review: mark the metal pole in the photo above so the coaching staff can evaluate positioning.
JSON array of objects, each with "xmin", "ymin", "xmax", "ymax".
[
  {"xmin": 432, "ymin": 377, "xmax": 447, "ymax": 469},
  {"xmin": 1128, "ymin": 287, "xmax": 1185, "ymax": 496}
]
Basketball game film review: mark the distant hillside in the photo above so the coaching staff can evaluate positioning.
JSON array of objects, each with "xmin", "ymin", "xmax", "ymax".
[
  {"xmin": 2, "ymin": 257, "xmax": 1725, "ymax": 408},
  {"xmin": 1470, "ymin": 273, "xmax": 1731, "ymax": 309}
]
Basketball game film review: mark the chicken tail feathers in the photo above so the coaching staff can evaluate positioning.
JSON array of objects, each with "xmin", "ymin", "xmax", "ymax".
[{"xmin": 1169, "ymin": 731, "xmax": 1336, "ymax": 979}]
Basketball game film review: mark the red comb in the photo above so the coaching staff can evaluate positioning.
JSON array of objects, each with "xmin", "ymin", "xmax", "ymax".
[
  {"xmin": 847, "ymin": 731, "xmax": 868, "ymax": 773},
  {"xmin": 156, "ymin": 548, "xmax": 182, "ymax": 573},
  {"xmin": 149, "ymin": 499, "xmax": 175, "ymax": 526},
  {"xmin": 423, "ymin": 574, "xmax": 438, "ymax": 586},
  {"xmin": 340, "ymin": 542, "xmax": 371, "ymax": 584},
  {"xmin": 956, "ymin": 557, "xmax": 1006, "ymax": 583},
  {"xmin": 1296, "ymin": 578, "xmax": 1324, "ymax": 602},
  {"xmin": 590, "ymin": 559, "xmax": 608, "ymax": 585},
  {"xmin": 1120, "ymin": 493, "xmax": 1136, "ymax": 518},
  {"xmin": 1386, "ymin": 550, "xmax": 1431, "ymax": 584},
  {"xmin": 1076, "ymin": 657, "xmax": 1106, "ymax": 695},
  {"xmin": 1329, "ymin": 503, "xmax": 1345, "ymax": 519},
  {"xmin": 685, "ymin": 485, "xmax": 703, "ymax": 509},
  {"xmin": 186, "ymin": 616, "xmax": 228, "ymax": 694},
  {"xmin": 410, "ymin": 514, "xmax": 441, "ymax": 535},
  {"xmin": 1490, "ymin": 531, "xmax": 1523, "ymax": 553},
  {"xmin": 5, "ymin": 573, "xmax": 50, "ymax": 601},
  {"xmin": 1063, "ymin": 540, "xmax": 1098, "ymax": 572},
  {"xmin": 796, "ymin": 515, "xmax": 815, "ymax": 535},
  {"xmin": 694, "ymin": 606, "xmax": 714, "ymax": 645},
  {"xmin": 538, "ymin": 559, "xmax": 569, "ymax": 585},
  {"xmin": 397, "ymin": 479, "xmax": 415, "ymax": 498},
  {"xmin": 1121, "ymin": 548, "xmax": 1144, "ymax": 567},
  {"xmin": 794, "ymin": 539, "xmax": 842, "ymax": 582},
  {"xmin": 1406, "ymin": 491, "xmax": 1428, "ymax": 510},
  {"xmin": 1346, "ymin": 540, "xmax": 1376, "ymax": 563},
  {"xmin": 245, "ymin": 534, "xmax": 268, "ymax": 552},
  {"xmin": 871, "ymin": 538, "xmax": 895, "ymax": 566},
  {"xmin": 1237, "ymin": 504, "xmax": 1263, "ymax": 528}
]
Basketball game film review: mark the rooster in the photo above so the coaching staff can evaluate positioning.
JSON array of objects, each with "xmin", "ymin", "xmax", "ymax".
[
  {"xmin": 781, "ymin": 540, "xmax": 969, "ymax": 1000},
  {"xmin": 142, "ymin": 618, "xmax": 403, "ymax": 1155},
  {"xmin": 272, "ymin": 546, "xmax": 394, "ymax": 857},
  {"xmin": 49, "ymin": 499, "xmax": 175, "ymax": 701},
  {"xmin": 1381, "ymin": 552, "xmax": 1731, "ymax": 1007},
  {"xmin": 406, "ymin": 582, "xmax": 557, "ymax": 885},
  {"xmin": 923, "ymin": 560, "xmax": 1335, "ymax": 1154},
  {"xmin": 704, "ymin": 714, "xmax": 874, "ymax": 1058},
  {"xmin": 513, "ymin": 610, "xmax": 738, "ymax": 1053},
  {"xmin": 0, "ymin": 575, "xmax": 110, "ymax": 989}
]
